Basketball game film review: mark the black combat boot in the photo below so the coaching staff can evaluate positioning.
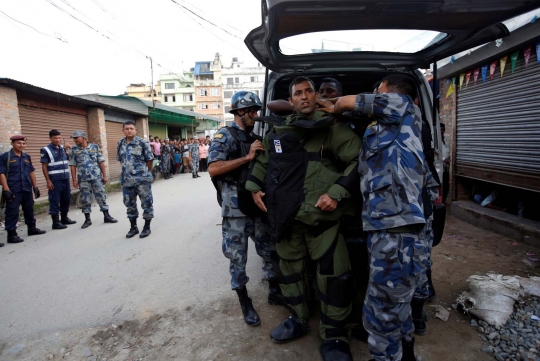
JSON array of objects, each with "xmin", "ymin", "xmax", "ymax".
[
  {"xmin": 164, "ymin": 172, "xmax": 170, "ymax": 179},
  {"xmin": 27, "ymin": 223, "xmax": 46, "ymax": 236},
  {"xmin": 192, "ymin": 173, "xmax": 197, "ymax": 178},
  {"xmin": 270, "ymin": 315, "xmax": 309, "ymax": 343},
  {"xmin": 7, "ymin": 230, "xmax": 24, "ymax": 244},
  {"xmin": 60, "ymin": 212, "xmax": 76, "ymax": 225},
  {"xmin": 0, "ymin": 242, "xmax": 4, "ymax": 247},
  {"xmin": 235, "ymin": 286, "xmax": 261, "ymax": 327},
  {"xmin": 51, "ymin": 214, "xmax": 67, "ymax": 230},
  {"xmin": 103, "ymin": 210, "xmax": 118, "ymax": 223},
  {"xmin": 319, "ymin": 339, "xmax": 353, "ymax": 361},
  {"xmin": 81, "ymin": 213, "xmax": 92, "ymax": 229},
  {"xmin": 412, "ymin": 298, "xmax": 427, "ymax": 336},
  {"xmin": 268, "ymin": 279, "xmax": 286, "ymax": 306},
  {"xmin": 196, "ymin": 172, "xmax": 201, "ymax": 178},
  {"xmin": 426, "ymin": 268, "xmax": 436, "ymax": 302},
  {"xmin": 401, "ymin": 336, "xmax": 417, "ymax": 361},
  {"xmin": 126, "ymin": 219, "xmax": 139, "ymax": 238},
  {"xmin": 139, "ymin": 219, "xmax": 151, "ymax": 238}
]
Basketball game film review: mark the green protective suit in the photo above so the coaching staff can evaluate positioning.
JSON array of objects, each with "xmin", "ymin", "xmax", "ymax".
[{"xmin": 246, "ymin": 110, "xmax": 362, "ymax": 342}]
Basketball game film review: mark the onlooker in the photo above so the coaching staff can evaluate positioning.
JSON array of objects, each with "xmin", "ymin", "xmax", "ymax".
[
  {"xmin": 150, "ymin": 136, "xmax": 161, "ymax": 160},
  {"xmin": 0, "ymin": 135, "xmax": 46, "ymax": 245},
  {"xmin": 199, "ymin": 139, "xmax": 208, "ymax": 172},
  {"xmin": 180, "ymin": 138, "xmax": 191, "ymax": 173},
  {"xmin": 173, "ymin": 150, "xmax": 181, "ymax": 174},
  {"xmin": 190, "ymin": 138, "xmax": 200, "ymax": 178}
]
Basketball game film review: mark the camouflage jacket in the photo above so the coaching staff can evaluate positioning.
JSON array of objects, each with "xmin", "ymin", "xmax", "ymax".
[
  {"xmin": 190, "ymin": 143, "xmax": 200, "ymax": 159},
  {"xmin": 208, "ymin": 123, "xmax": 246, "ymax": 217},
  {"xmin": 116, "ymin": 136, "xmax": 154, "ymax": 187},
  {"xmin": 356, "ymin": 93, "xmax": 435, "ymax": 231},
  {"xmin": 69, "ymin": 143, "xmax": 105, "ymax": 181}
]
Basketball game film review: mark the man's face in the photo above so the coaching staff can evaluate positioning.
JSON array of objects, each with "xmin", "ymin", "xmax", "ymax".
[
  {"xmin": 123, "ymin": 124, "xmax": 137, "ymax": 138},
  {"xmin": 194, "ymin": 138, "xmax": 199, "ymax": 144},
  {"xmin": 238, "ymin": 107, "xmax": 259, "ymax": 128},
  {"xmin": 50, "ymin": 135, "xmax": 62, "ymax": 146},
  {"xmin": 72, "ymin": 136, "xmax": 84, "ymax": 146},
  {"xmin": 12, "ymin": 140, "xmax": 26, "ymax": 152},
  {"xmin": 318, "ymin": 82, "xmax": 340, "ymax": 99},
  {"xmin": 289, "ymin": 81, "xmax": 317, "ymax": 116},
  {"xmin": 377, "ymin": 81, "xmax": 389, "ymax": 94}
]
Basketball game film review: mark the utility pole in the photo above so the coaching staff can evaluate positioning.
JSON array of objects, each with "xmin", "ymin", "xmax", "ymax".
[{"xmin": 149, "ymin": 56, "xmax": 155, "ymax": 109}]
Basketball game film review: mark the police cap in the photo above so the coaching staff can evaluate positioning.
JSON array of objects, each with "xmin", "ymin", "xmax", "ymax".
[
  {"xmin": 72, "ymin": 130, "xmax": 87, "ymax": 138},
  {"xmin": 10, "ymin": 135, "xmax": 27, "ymax": 141}
]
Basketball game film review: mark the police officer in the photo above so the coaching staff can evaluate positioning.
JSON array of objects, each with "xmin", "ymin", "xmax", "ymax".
[
  {"xmin": 246, "ymin": 77, "xmax": 361, "ymax": 360},
  {"xmin": 326, "ymin": 74, "xmax": 439, "ymax": 361},
  {"xmin": 41, "ymin": 129, "xmax": 76, "ymax": 230},
  {"xmin": 117, "ymin": 121, "xmax": 154, "ymax": 238},
  {"xmin": 208, "ymin": 91, "xmax": 284, "ymax": 328},
  {"xmin": 69, "ymin": 130, "xmax": 117, "ymax": 229},
  {"xmin": 0, "ymin": 135, "xmax": 46, "ymax": 244},
  {"xmin": 161, "ymin": 138, "xmax": 173, "ymax": 179},
  {"xmin": 190, "ymin": 138, "xmax": 201, "ymax": 178}
]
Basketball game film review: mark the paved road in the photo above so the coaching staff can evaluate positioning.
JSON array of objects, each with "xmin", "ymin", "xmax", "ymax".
[{"xmin": 0, "ymin": 172, "xmax": 252, "ymax": 340}]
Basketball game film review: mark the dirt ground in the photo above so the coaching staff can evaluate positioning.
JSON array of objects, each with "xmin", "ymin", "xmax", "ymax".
[{"xmin": 1, "ymin": 214, "xmax": 539, "ymax": 361}]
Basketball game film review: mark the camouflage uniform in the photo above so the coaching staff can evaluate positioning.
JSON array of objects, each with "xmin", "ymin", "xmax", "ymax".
[
  {"xmin": 69, "ymin": 143, "xmax": 109, "ymax": 214},
  {"xmin": 117, "ymin": 136, "xmax": 154, "ymax": 220},
  {"xmin": 161, "ymin": 143, "xmax": 172, "ymax": 175},
  {"xmin": 208, "ymin": 124, "xmax": 276, "ymax": 290},
  {"xmin": 356, "ymin": 93, "xmax": 436, "ymax": 361},
  {"xmin": 190, "ymin": 143, "xmax": 200, "ymax": 175}
]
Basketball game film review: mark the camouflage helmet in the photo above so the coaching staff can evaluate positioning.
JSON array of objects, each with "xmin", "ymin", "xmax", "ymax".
[{"xmin": 229, "ymin": 91, "xmax": 262, "ymax": 114}]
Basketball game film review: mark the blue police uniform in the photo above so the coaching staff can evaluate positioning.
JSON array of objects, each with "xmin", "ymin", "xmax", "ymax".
[
  {"xmin": 0, "ymin": 150, "xmax": 37, "ymax": 231},
  {"xmin": 40, "ymin": 143, "xmax": 70, "ymax": 216}
]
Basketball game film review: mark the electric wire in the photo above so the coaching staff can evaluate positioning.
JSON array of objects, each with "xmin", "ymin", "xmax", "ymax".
[
  {"xmin": 0, "ymin": 9, "xmax": 67, "ymax": 43},
  {"xmin": 178, "ymin": 0, "xmax": 244, "ymax": 36}
]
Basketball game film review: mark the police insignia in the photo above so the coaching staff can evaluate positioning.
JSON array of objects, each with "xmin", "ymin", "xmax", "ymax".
[
  {"xmin": 214, "ymin": 133, "xmax": 224, "ymax": 139},
  {"xmin": 40, "ymin": 153, "xmax": 45, "ymax": 157},
  {"xmin": 273, "ymin": 140, "xmax": 282, "ymax": 153}
]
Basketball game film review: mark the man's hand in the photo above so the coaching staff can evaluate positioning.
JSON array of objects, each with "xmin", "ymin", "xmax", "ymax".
[
  {"xmin": 47, "ymin": 180, "xmax": 54, "ymax": 191},
  {"xmin": 248, "ymin": 140, "xmax": 264, "ymax": 161},
  {"xmin": 252, "ymin": 191, "xmax": 267, "ymax": 212},
  {"xmin": 315, "ymin": 194, "xmax": 338, "ymax": 212},
  {"xmin": 316, "ymin": 99, "xmax": 335, "ymax": 114},
  {"xmin": 33, "ymin": 187, "xmax": 40, "ymax": 199},
  {"xmin": 73, "ymin": 180, "xmax": 79, "ymax": 189},
  {"xmin": 2, "ymin": 190, "xmax": 14, "ymax": 202},
  {"xmin": 102, "ymin": 175, "xmax": 108, "ymax": 185}
]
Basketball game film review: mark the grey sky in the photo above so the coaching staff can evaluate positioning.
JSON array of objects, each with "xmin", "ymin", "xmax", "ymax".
[{"xmin": 0, "ymin": 0, "xmax": 262, "ymax": 95}]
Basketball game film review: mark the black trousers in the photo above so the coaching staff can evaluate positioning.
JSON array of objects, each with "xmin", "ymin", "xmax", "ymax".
[
  {"xmin": 5, "ymin": 191, "xmax": 35, "ymax": 231},
  {"xmin": 48, "ymin": 178, "xmax": 71, "ymax": 215}
]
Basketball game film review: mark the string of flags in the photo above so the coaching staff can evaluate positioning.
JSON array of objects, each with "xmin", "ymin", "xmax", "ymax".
[{"xmin": 445, "ymin": 42, "xmax": 539, "ymax": 98}]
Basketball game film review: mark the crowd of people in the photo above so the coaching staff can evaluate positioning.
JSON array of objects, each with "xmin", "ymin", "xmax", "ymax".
[{"xmin": 208, "ymin": 76, "xmax": 440, "ymax": 361}]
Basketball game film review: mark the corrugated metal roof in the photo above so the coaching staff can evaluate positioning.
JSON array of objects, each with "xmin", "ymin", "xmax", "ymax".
[
  {"xmin": 82, "ymin": 95, "xmax": 149, "ymax": 115},
  {"xmin": 136, "ymin": 98, "xmax": 222, "ymax": 122}
]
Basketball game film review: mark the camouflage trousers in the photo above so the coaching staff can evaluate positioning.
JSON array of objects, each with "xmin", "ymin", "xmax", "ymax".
[
  {"xmin": 414, "ymin": 217, "xmax": 433, "ymax": 300},
  {"xmin": 191, "ymin": 157, "xmax": 199, "ymax": 174},
  {"xmin": 222, "ymin": 216, "xmax": 276, "ymax": 290},
  {"xmin": 276, "ymin": 221, "xmax": 353, "ymax": 342},
  {"xmin": 122, "ymin": 183, "xmax": 154, "ymax": 220},
  {"xmin": 363, "ymin": 228, "xmax": 428, "ymax": 361},
  {"xmin": 79, "ymin": 179, "xmax": 109, "ymax": 214},
  {"xmin": 161, "ymin": 155, "xmax": 171, "ymax": 175}
]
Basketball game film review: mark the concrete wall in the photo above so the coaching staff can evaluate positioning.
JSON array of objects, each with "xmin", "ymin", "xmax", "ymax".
[
  {"xmin": 87, "ymin": 107, "xmax": 109, "ymax": 178},
  {"xmin": 0, "ymin": 86, "xmax": 22, "ymax": 154}
]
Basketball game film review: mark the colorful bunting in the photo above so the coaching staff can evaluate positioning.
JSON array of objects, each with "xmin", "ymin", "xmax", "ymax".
[
  {"xmin": 524, "ymin": 45, "xmax": 532, "ymax": 67},
  {"xmin": 511, "ymin": 52, "xmax": 519, "ymax": 73},
  {"xmin": 481, "ymin": 65, "xmax": 488, "ymax": 83},
  {"xmin": 452, "ymin": 76, "xmax": 456, "ymax": 85},
  {"xmin": 459, "ymin": 73, "xmax": 465, "ymax": 89},
  {"xmin": 446, "ymin": 82, "xmax": 455, "ymax": 98},
  {"xmin": 465, "ymin": 71, "xmax": 471, "ymax": 87},
  {"xmin": 473, "ymin": 68, "xmax": 480, "ymax": 85},
  {"xmin": 489, "ymin": 61, "xmax": 497, "ymax": 80},
  {"xmin": 500, "ymin": 56, "xmax": 508, "ymax": 77}
]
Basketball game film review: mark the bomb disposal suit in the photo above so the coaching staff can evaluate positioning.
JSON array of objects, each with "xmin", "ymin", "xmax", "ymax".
[{"xmin": 246, "ymin": 110, "xmax": 361, "ymax": 342}]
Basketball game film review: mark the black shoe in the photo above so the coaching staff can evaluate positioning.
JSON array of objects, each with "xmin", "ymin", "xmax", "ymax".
[
  {"xmin": 268, "ymin": 280, "xmax": 286, "ymax": 306},
  {"xmin": 126, "ymin": 219, "xmax": 139, "ymax": 238},
  {"xmin": 81, "ymin": 213, "xmax": 92, "ymax": 229},
  {"xmin": 7, "ymin": 230, "xmax": 24, "ymax": 244},
  {"xmin": 192, "ymin": 173, "xmax": 197, "ymax": 178},
  {"xmin": 270, "ymin": 315, "xmax": 309, "ymax": 343},
  {"xmin": 27, "ymin": 223, "xmax": 46, "ymax": 236},
  {"xmin": 402, "ymin": 336, "xmax": 417, "ymax": 361},
  {"xmin": 0, "ymin": 242, "xmax": 4, "ymax": 247},
  {"xmin": 139, "ymin": 219, "xmax": 151, "ymax": 238},
  {"xmin": 103, "ymin": 210, "xmax": 118, "ymax": 223},
  {"xmin": 51, "ymin": 215, "xmax": 67, "ymax": 230},
  {"xmin": 196, "ymin": 173, "xmax": 201, "ymax": 178},
  {"xmin": 319, "ymin": 339, "xmax": 353, "ymax": 361},
  {"xmin": 351, "ymin": 325, "xmax": 369, "ymax": 343},
  {"xmin": 426, "ymin": 268, "xmax": 436, "ymax": 302},
  {"xmin": 60, "ymin": 212, "xmax": 76, "ymax": 225},
  {"xmin": 235, "ymin": 286, "xmax": 260, "ymax": 327},
  {"xmin": 412, "ymin": 298, "xmax": 426, "ymax": 336}
]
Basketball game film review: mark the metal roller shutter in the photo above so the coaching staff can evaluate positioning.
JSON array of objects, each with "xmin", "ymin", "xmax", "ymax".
[
  {"xmin": 105, "ymin": 121, "xmax": 125, "ymax": 182},
  {"xmin": 18, "ymin": 106, "xmax": 88, "ymax": 191},
  {"xmin": 456, "ymin": 56, "xmax": 540, "ymax": 192}
]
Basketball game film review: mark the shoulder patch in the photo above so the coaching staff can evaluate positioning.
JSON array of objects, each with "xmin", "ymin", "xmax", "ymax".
[{"xmin": 214, "ymin": 133, "xmax": 224, "ymax": 139}]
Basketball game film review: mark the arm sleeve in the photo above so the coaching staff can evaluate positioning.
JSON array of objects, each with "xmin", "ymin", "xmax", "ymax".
[
  {"xmin": 96, "ymin": 145, "xmax": 106, "ymax": 163},
  {"xmin": 327, "ymin": 122, "xmax": 362, "ymax": 200},
  {"xmin": 116, "ymin": 140, "xmax": 122, "ymax": 161},
  {"xmin": 354, "ymin": 93, "xmax": 408, "ymax": 122},
  {"xmin": 27, "ymin": 155, "xmax": 35, "ymax": 172},
  {"xmin": 0, "ymin": 154, "xmax": 6, "ymax": 175},
  {"xmin": 245, "ymin": 136, "xmax": 269, "ymax": 193},
  {"xmin": 207, "ymin": 130, "xmax": 230, "ymax": 164},
  {"xmin": 143, "ymin": 141, "xmax": 154, "ymax": 161},
  {"xmin": 68, "ymin": 150, "xmax": 76, "ymax": 166},
  {"xmin": 40, "ymin": 148, "xmax": 50, "ymax": 163}
]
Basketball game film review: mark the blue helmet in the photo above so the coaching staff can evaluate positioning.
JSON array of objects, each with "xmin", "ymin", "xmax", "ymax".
[{"xmin": 229, "ymin": 91, "xmax": 262, "ymax": 114}]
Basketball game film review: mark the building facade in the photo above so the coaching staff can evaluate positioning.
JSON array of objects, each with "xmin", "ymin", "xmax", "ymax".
[
  {"xmin": 125, "ymin": 83, "xmax": 161, "ymax": 105},
  {"xmin": 194, "ymin": 53, "xmax": 224, "ymax": 126},
  {"xmin": 221, "ymin": 58, "xmax": 265, "ymax": 126},
  {"xmin": 159, "ymin": 71, "xmax": 195, "ymax": 111}
]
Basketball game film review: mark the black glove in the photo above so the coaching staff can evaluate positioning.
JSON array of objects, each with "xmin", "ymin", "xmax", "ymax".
[
  {"xmin": 33, "ymin": 187, "xmax": 40, "ymax": 199},
  {"xmin": 3, "ymin": 190, "xmax": 14, "ymax": 201}
]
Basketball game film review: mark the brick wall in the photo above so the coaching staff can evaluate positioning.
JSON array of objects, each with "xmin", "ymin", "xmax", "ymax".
[
  {"xmin": 135, "ymin": 116, "xmax": 149, "ymax": 140},
  {"xmin": 439, "ymin": 79, "xmax": 458, "ymax": 201},
  {"xmin": 0, "ymin": 86, "xmax": 22, "ymax": 154},
  {"xmin": 87, "ymin": 107, "xmax": 110, "ymax": 178}
]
